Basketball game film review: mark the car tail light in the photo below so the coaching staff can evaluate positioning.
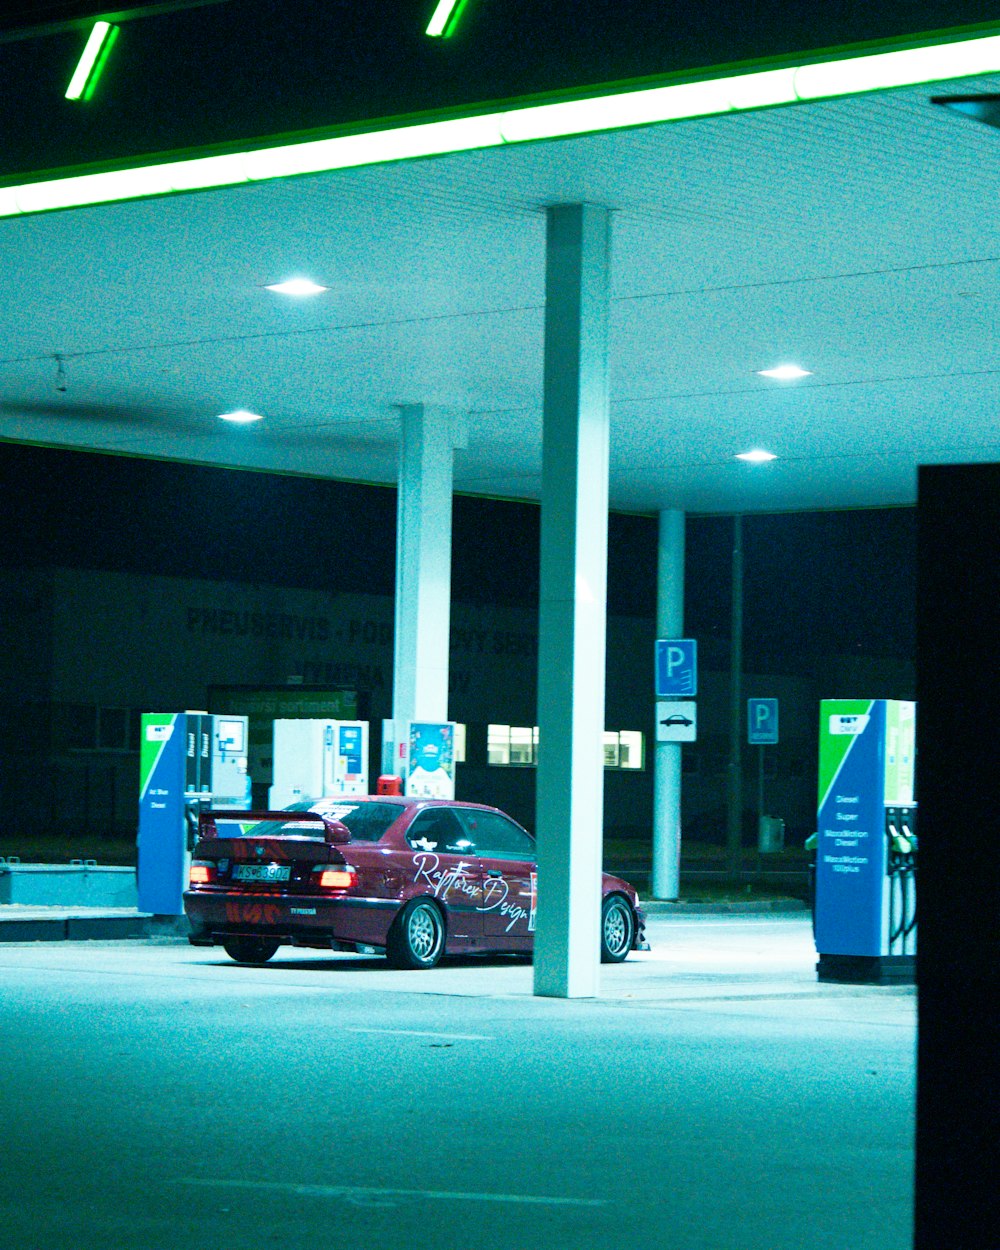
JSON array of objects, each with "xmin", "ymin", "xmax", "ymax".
[
  {"xmin": 189, "ymin": 861, "xmax": 215, "ymax": 885},
  {"xmin": 315, "ymin": 866, "xmax": 358, "ymax": 890}
]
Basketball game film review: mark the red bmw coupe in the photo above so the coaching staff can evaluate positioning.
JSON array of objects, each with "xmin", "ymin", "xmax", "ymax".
[{"xmin": 184, "ymin": 796, "xmax": 646, "ymax": 968}]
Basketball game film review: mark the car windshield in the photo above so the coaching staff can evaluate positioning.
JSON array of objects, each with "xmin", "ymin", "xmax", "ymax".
[{"xmin": 236, "ymin": 800, "xmax": 402, "ymax": 843}]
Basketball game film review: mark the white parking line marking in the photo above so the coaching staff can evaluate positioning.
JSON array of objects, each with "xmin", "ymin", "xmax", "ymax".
[
  {"xmin": 178, "ymin": 1178, "xmax": 607, "ymax": 1207},
  {"xmin": 346, "ymin": 1027, "xmax": 493, "ymax": 1041},
  {"xmin": 645, "ymin": 920, "xmax": 805, "ymax": 927}
]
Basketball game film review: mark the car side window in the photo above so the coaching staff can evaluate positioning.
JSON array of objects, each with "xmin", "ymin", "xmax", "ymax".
[
  {"xmin": 406, "ymin": 808, "xmax": 472, "ymax": 854},
  {"xmin": 455, "ymin": 809, "xmax": 535, "ymax": 860}
]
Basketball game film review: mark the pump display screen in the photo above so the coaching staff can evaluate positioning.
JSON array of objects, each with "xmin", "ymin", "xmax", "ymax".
[{"xmin": 216, "ymin": 719, "xmax": 245, "ymax": 752}]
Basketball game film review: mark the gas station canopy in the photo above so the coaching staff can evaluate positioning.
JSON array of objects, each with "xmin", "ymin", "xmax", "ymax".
[{"xmin": 3, "ymin": 0, "xmax": 1000, "ymax": 514}]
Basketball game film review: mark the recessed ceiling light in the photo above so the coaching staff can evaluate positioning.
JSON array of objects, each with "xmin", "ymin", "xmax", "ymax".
[
  {"xmin": 218, "ymin": 409, "xmax": 264, "ymax": 423},
  {"xmin": 757, "ymin": 364, "xmax": 812, "ymax": 380},
  {"xmin": 264, "ymin": 278, "xmax": 329, "ymax": 296},
  {"xmin": 735, "ymin": 449, "xmax": 777, "ymax": 463}
]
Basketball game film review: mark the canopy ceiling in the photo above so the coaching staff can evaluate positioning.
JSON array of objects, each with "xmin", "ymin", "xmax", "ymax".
[{"xmin": 3, "ymin": 74, "xmax": 1000, "ymax": 513}]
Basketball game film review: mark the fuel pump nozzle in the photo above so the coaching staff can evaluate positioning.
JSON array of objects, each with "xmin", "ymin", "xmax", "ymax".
[
  {"xmin": 887, "ymin": 818, "xmax": 913, "ymax": 856},
  {"xmin": 900, "ymin": 817, "xmax": 917, "ymax": 853}
]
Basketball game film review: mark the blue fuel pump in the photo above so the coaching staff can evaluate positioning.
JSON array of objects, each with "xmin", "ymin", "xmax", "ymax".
[
  {"xmin": 137, "ymin": 711, "xmax": 250, "ymax": 915},
  {"xmin": 814, "ymin": 699, "xmax": 917, "ymax": 984}
]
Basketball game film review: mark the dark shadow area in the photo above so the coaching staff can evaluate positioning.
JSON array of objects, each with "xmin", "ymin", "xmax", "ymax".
[
  {"xmin": 915, "ymin": 463, "xmax": 999, "ymax": 1250},
  {"xmin": 198, "ymin": 951, "xmax": 534, "ymax": 973}
]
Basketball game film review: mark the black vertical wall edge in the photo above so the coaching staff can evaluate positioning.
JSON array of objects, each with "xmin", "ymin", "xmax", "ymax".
[{"xmin": 914, "ymin": 463, "xmax": 1000, "ymax": 1249}]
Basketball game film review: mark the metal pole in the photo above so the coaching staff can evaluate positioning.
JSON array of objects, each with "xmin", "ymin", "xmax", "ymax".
[
  {"xmin": 756, "ymin": 743, "xmax": 765, "ymax": 878},
  {"xmin": 726, "ymin": 514, "xmax": 744, "ymax": 878},
  {"xmin": 652, "ymin": 509, "xmax": 685, "ymax": 899}
]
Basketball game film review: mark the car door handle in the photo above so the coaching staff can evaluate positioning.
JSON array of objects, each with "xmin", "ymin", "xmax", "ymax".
[{"xmin": 486, "ymin": 869, "xmax": 504, "ymax": 878}]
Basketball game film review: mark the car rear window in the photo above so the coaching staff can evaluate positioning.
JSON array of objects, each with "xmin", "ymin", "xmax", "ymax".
[
  {"xmin": 319, "ymin": 801, "xmax": 401, "ymax": 842},
  {"xmin": 236, "ymin": 800, "xmax": 402, "ymax": 842}
]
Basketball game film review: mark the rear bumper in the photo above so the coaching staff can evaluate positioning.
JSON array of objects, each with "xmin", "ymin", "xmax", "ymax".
[
  {"xmin": 184, "ymin": 890, "xmax": 399, "ymax": 948},
  {"xmin": 185, "ymin": 891, "xmax": 652, "ymax": 956},
  {"xmin": 634, "ymin": 906, "xmax": 650, "ymax": 951}
]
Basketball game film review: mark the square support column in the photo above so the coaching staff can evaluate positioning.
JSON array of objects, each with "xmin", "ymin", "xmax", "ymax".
[
  {"xmin": 392, "ymin": 403, "xmax": 456, "ymax": 727},
  {"xmin": 534, "ymin": 203, "xmax": 611, "ymax": 1000}
]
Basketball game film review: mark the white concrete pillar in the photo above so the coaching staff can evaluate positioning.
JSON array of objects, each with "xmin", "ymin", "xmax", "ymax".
[
  {"xmin": 534, "ymin": 203, "xmax": 611, "ymax": 1000},
  {"xmin": 652, "ymin": 509, "xmax": 685, "ymax": 899},
  {"xmin": 392, "ymin": 404, "xmax": 458, "ymax": 727}
]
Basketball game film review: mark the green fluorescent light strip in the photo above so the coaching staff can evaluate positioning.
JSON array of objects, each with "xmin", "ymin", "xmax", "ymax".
[
  {"xmin": 5, "ymin": 29, "xmax": 999, "ymax": 217},
  {"xmin": 65, "ymin": 21, "xmax": 119, "ymax": 101},
  {"xmin": 426, "ymin": 0, "xmax": 468, "ymax": 38}
]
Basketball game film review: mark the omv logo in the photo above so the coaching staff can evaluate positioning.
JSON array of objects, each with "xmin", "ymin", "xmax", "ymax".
[{"xmin": 829, "ymin": 714, "xmax": 870, "ymax": 735}]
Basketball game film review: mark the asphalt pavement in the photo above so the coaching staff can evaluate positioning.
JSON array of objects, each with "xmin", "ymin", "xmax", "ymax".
[{"xmin": 0, "ymin": 912, "xmax": 914, "ymax": 1250}]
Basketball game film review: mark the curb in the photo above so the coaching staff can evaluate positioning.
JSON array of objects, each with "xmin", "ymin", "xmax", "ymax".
[
  {"xmin": 640, "ymin": 898, "xmax": 808, "ymax": 915},
  {"xmin": 0, "ymin": 912, "xmax": 154, "ymax": 942}
]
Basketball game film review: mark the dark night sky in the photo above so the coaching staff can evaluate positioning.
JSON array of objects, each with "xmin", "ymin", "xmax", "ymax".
[{"xmin": 0, "ymin": 442, "xmax": 916, "ymax": 667}]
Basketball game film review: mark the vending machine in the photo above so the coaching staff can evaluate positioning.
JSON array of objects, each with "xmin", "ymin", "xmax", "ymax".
[
  {"xmin": 268, "ymin": 719, "xmax": 369, "ymax": 808},
  {"xmin": 137, "ymin": 712, "xmax": 250, "ymax": 915},
  {"xmin": 814, "ymin": 699, "xmax": 917, "ymax": 983}
]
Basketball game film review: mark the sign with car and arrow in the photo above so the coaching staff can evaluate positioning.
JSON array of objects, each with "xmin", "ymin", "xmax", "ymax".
[{"xmin": 656, "ymin": 701, "xmax": 697, "ymax": 742}]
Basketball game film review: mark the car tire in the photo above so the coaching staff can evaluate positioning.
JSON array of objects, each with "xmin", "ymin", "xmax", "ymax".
[
  {"xmin": 222, "ymin": 936, "xmax": 280, "ymax": 964},
  {"xmin": 600, "ymin": 895, "xmax": 635, "ymax": 963},
  {"xmin": 386, "ymin": 899, "xmax": 445, "ymax": 970}
]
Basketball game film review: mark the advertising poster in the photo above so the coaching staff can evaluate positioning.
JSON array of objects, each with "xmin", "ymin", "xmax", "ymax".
[{"xmin": 406, "ymin": 722, "xmax": 455, "ymax": 799}]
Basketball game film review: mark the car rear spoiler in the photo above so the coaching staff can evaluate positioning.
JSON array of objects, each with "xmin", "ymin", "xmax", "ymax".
[{"xmin": 196, "ymin": 809, "xmax": 351, "ymax": 843}]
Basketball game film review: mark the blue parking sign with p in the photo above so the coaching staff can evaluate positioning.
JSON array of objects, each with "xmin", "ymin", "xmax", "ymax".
[
  {"xmin": 655, "ymin": 639, "xmax": 697, "ymax": 697},
  {"xmin": 748, "ymin": 698, "xmax": 779, "ymax": 745}
]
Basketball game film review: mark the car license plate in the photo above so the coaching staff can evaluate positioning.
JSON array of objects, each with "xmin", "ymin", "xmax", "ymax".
[{"xmin": 232, "ymin": 863, "xmax": 290, "ymax": 883}]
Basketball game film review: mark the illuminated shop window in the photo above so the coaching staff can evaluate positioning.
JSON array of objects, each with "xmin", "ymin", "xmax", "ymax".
[
  {"xmin": 604, "ymin": 731, "xmax": 644, "ymax": 770},
  {"xmin": 510, "ymin": 725, "xmax": 537, "ymax": 765},
  {"xmin": 488, "ymin": 726, "xmax": 642, "ymax": 769},
  {"xmin": 488, "ymin": 724, "xmax": 538, "ymax": 766}
]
